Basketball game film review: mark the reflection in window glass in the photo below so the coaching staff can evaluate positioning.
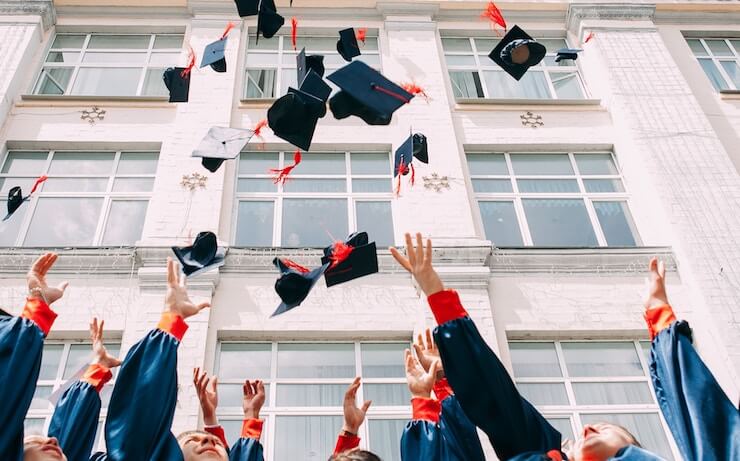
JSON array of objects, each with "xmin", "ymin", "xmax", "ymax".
[
  {"xmin": 49, "ymin": 152, "xmax": 115, "ymax": 174},
  {"xmin": 523, "ymin": 199, "xmax": 597, "ymax": 247},
  {"xmin": 368, "ymin": 420, "xmax": 407, "ymax": 461},
  {"xmin": 572, "ymin": 382, "xmax": 653, "ymax": 405},
  {"xmin": 276, "ymin": 384, "xmax": 346, "ymax": 407},
  {"xmin": 277, "ymin": 343, "xmax": 355, "ymax": 378},
  {"xmin": 25, "ymin": 197, "xmax": 104, "ymax": 246},
  {"xmin": 593, "ymin": 201, "xmax": 638, "ymax": 246},
  {"xmin": 282, "ymin": 199, "xmax": 348, "ymax": 247},
  {"xmin": 561, "ymin": 342, "xmax": 643, "ymax": 377},
  {"xmin": 361, "ymin": 343, "xmax": 407, "ymax": 378},
  {"xmin": 102, "ymin": 201, "xmax": 148, "ymax": 246},
  {"xmin": 511, "ymin": 154, "xmax": 573, "ymax": 175},
  {"xmin": 518, "ymin": 383, "xmax": 569, "ymax": 406},
  {"xmin": 478, "ymin": 201, "xmax": 523, "ymax": 247},
  {"xmin": 509, "ymin": 342, "xmax": 562, "ymax": 377},
  {"xmin": 356, "ymin": 201, "xmax": 394, "ymax": 247},
  {"xmin": 274, "ymin": 416, "xmax": 342, "ymax": 461},
  {"xmin": 236, "ymin": 201, "xmax": 274, "ymax": 246}
]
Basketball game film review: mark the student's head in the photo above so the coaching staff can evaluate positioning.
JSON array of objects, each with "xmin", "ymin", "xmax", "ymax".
[
  {"xmin": 23, "ymin": 435, "xmax": 67, "ymax": 461},
  {"xmin": 569, "ymin": 422, "xmax": 641, "ymax": 461},
  {"xmin": 329, "ymin": 449, "xmax": 382, "ymax": 461},
  {"xmin": 177, "ymin": 430, "xmax": 228, "ymax": 461}
]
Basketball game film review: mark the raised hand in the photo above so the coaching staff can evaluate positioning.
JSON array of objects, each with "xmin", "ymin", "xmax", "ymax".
[
  {"xmin": 405, "ymin": 349, "xmax": 439, "ymax": 399},
  {"xmin": 193, "ymin": 368, "xmax": 219, "ymax": 426},
  {"xmin": 413, "ymin": 328, "xmax": 444, "ymax": 380},
  {"xmin": 165, "ymin": 257, "xmax": 210, "ymax": 319},
  {"xmin": 342, "ymin": 377, "xmax": 372, "ymax": 434},
  {"xmin": 243, "ymin": 380, "xmax": 266, "ymax": 420},
  {"xmin": 645, "ymin": 258, "xmax": 669, "ymax": 310},
  {"xmin": 27, "ymin": 253, "xmax": 68, "ymax": 304},
  {"xmin": 389, "ymin": 233, "xmax": 444, "ymax": 297},
  {"xmin": 90, "ymin": 318, "xmax": 122, "ymax": 368}
]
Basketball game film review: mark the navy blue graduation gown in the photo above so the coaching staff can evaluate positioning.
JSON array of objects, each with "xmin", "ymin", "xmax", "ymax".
[
  {"xmin": 205, "ymin": 419, "xmax": 265, "ymax": 461},
  {"xmin": 400, "ymin": 398, "xmax": 445, "ymax": 461},
  {"xmin": 439, "ymin": 392, "xmax": 486, "ymax": 461}
]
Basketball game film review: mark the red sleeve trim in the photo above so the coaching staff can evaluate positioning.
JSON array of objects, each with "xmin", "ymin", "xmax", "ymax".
[
  {"xmin": 81, "ymin": 364, "xmax": 113, "ymax": 392},
  {"xmin": 333, "ymin": 433, "xmax": 361, "ymax": 455},
  {"xmin": 644, "ymin": 304, "xmax": 677, "ymax": 340},
  {"xmin": 157, "ymin": 312, "xmax": 188, "ymax": 341},
  {"xmin": 241, "ymin": 418, "xmax": 263, "ymax": 440},
  {"xmin": 21, "ymin": 297, "xmax": 57, "ymax": 336},
  {"xmin": 411, "ymin": 397, "xmax": 441, "ymax": 423},
  {"xmin": 428, "ymin": 289, "xmax": 468, "ymax": 325},
  {"xmin": 433, "ymin": 377, "xmax": 453, "ymax": 402},
  {"xmin": 205, "ymin": 425, "xmax": 228, "ymax": 448}
]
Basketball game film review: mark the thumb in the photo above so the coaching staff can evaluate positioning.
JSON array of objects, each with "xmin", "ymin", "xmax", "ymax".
[
  {"xmin": 658, "ymin": 260, "xmax": 666, "ymax": 280},
  {"xmin": 361, "ymin": 400, "xmax": 372, "ymax": 413},
  {"xmin": 58, "ymin": 281, "xmax": 69, "ymax": 293},
  {"xmin": 197, "ymin": 302, "xmax": 211, "ymax": 311},
  {"xmin": 428, "ymin": 360, "xmax": 440, "ymax": 380}
]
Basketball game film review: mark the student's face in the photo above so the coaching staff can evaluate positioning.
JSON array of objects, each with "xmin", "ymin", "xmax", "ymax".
[
  {"xmin": 179, "ymin": 433, "xmax": 228, "ymax": 461},
  {"xmin": 23, "ymin": 436, "xmax": 68, "ymax": 461},
  {"xmin": 571, "ymin": 423, "xmax": 634, "ymax": 461}
]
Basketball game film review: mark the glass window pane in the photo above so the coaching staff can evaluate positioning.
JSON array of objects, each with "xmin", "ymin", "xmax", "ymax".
[
  {"xmin": 698, "ymin": 59, "xmax": 729, "ymax": 91},
  {"xmin": 281, "ymin": 199, "xmax": 347, "ymax": 247},
  {"xmin": 276, "ymin": 384, "xmax": 345, "ymax": 406},
  {"xmin": 218, "ymin": 343, "xmax": 272, "ymax": 380},
  {"xmin": 82, "ymin": 52, "xmax": 147, "ymax": 64},
  {"xmin": 88, "ymin": 35, "xmax": 151, "ymax": 49},
  {"xmin": 552, "ymin": 72, "xmax": 584, "ymax": 99},
  {"xmin": 351, "ymin": 153, "xmax": 390, "ymax": 175},
  {"xmin": 561, "ymin": 342, "xmax": 643, "ymax": 377},
  {"xmin": 1, "ymin": 151, "xmax": 47, "ymax": 174},
  {"xmin": 237, "ymin": 178, "xmax": 276, "ymax": 193},
  {"xmin": 593, "ymin": 201, "xmax": 638, "ymax": 247},
  {"xmin": 352, "ymin": 179, "xmax": 390, "ymax": 193},
  {"xmin": 517, "ymin": 383, "xmax": 569, "ymax": 406},
  {"xmin": 43, "ymin": 178, "xmax": 109, "ymax": 192},
  {"xmin": 356, "ymin": 201, "xmax": 394, "ymax": 247},
  {"xmin": 546, "ymin": 418, "xmax": 574, "ymax": 441},
  {"xmin": 731, "ymin": 40, "xmax": 740, "ymax": 54},
  {"xmin": 285, "ymin": 36, "xmax": 336, "ymax": 51},
  {"xmin": 295, "ymin": 153, "xmax": 345, "ymax": 175},
  {"xmin": 719, "ymin": 61, "xmax": 740, "ymax": 88},
  {"xmin": 46, "ymin": 51, "xmax": 80, "ymax": 63},
  {"xmin": 0, "ymin": 199, "xmax": 26, "ymax": 246},
  {"xmin": 517, "ymin": 179, "xmax": 579, "ymax": 193},
  {"xmin": 274, "ymin": 416, "xmax": 341, "ymax": 461},
  {"xmin": 277, "ymin": 343, "xmax": 354, "ymax": 379},
  {"xmin": 149, "ymin": 53, "xmax": 180, "ymax": 66},
  {"xmin": 576, "ymin": 154, "xmax": 618, "ymax": 175},
  {"xmin": 467, "ymin": 154, "xmax": 508, "ymax": 175},
  {"xmin": 479, "ymin": 201, "xmax": 523, "ymax": 247},
  {"xmin": 49, "ymin": 152, "xmax": 115, "ymax": 175},
  {"xmin": 539, "ymin": 39, "xmax": 568, "ymax": 52},
  {"xmin": 240, "ymin": 152, "xmax": 279, "ymax": 174},
  {"xmin": 445, "ymin": 55, "xmax": 477, "ymax": 66},
  {"xmin": 25, "ymin": 418, "xmax": 46, "ymax": 435},
  {"xmin": 449, "ymin": 71, "xmax": 484, "ymax": 98},
  {"xmin": 39, "ymin": 344, "xmax": 63, "ymax": 380},
  {"xmin": 361, "ymin": 343, "xmax": 407, "ymax": 378},
  {"xmin": 483, "ymin": 70, "xmax": 551, "ymax": 99},
  {"xmin": 583, "ymin": 179, "xmax": 625, "ymax": 193},
  {"xmin": 705, "ymin": 40, "xmax": 733, "ymax": 56},
  {"xmin": 0, "ymin": 177, "xmax": 37, "ymax": 194},
  {"xmin": 442, "ymin": 38, "xmax": 472, "ymax": 52},
  {"xmin": 153, "ymin": 35, "xmax": 184, "ymax": 49},
  {"xmin": 247, "ymin": 35, "xmax": 279, "ymax": 50},
  {"xmin": 510, "ymin": 154, "xmax": 573, "ymax": 175},
  {"xmin": 368, "ymin": 419, "xmax": 406, "ymax": 461},
  {"xmin": 102, "ymin": 200, "xmax": 148, "ymax": 246},
  {"xmin": 25, "ymin": 198, "xmax": 104, "ymax": 246},
  {"xmin": 279, "ymin": 69, "xmax": 298, "ymax": 95},
  {"xmin": 472, "ymin": 179, "xmax": 513, "ymax": 193},
  {"xmin": 235, "ymin": 201, "xmax": 274, "ymax": 246},
  {"xmin": 142, "ymin": 68, "xmax": 169, "ymax": 96},
  {"xmin": 572, "ymin": 382, "xmax": 653, "ymax": 405},
  {"xmin": 581, "ymin": 413, "xmax": 673, "ymax": 460},
  {"xmin": 71, "ymin": 67, "xmax": 142, "ymax": 96},
  {"xmin": 509, "ymin": 342, "xmax": 562, "ymax": 377},
  {"xmin": 283, "ymin": 179, "xmax": 346, "ymax": 193},
  {"xmin": 522, "ymin": 199, "xmax": 598, "ymax": 247},
  {"xmin": 687, "ymin": 39, "xmax": 707, "ymax": 56},
  {"xmin": 35, "ymin": 68, "xmax": 74, "ymax": 95},
  {"xmin": 218, "ymin": 383, "xmax": 272, "ymax": 408},
  {"xmin": 364, "ymin": 384, "xmax": 410, "ymax": 406},
  {"xmin": 30, "ymin": 385, "xmax": 53, "ymax": 410},
  {"xmin": 640, "ymin": 341, "xmax": 651, "ymax": 364},
  {"xmin": 117, "ymin": 152, "xmax": 159, "ymax": 175},
  {"xmin": 51, "ymin": 34, "xmax": 86, "ymax": 49},
  {"xmin": 245, "ymin": 69, "xmax": 276, "ymax": 98},
  {"xmin": 474, "ymin": 38, "xmax": 498, "ymax": 52},
  {"xmin": 64, "ymin": 344, "xmax": 93, "ymax": 378}
]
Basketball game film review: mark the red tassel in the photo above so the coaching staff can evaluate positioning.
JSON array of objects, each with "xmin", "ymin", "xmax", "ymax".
[
  {"xmin": 401, "ymin": 82, "xmax": 430, "ymax": 102},
  {"xmin": 181, "ymin": 45, "xmax": 196, "ymax": 77},
  {"xmin": 291, "ymin": 17, "xmax": 298, "ymax": 50},
  {"xmin": 281, "ymin": 258, "xmax": 310, "ymax": 274},
  {"xmin": 253, "ymin": 119, "xmax": 268, "ymax": 136},
  {"xmin": 329, "ymin": 241, "xmax": 354, "ymax": 268},
  {"xmin": 410, "ymin": 163, "xmax": 415, "ymax": 186},
  {"xmin": 356, "ymin": 28, "xmax": 367, "ymax": 45},
  {"xmin": 372, "ymin": 84, "xmax": 411, "ymax": 104},
  {"xmin": 480, "ymin": 2, "xmax": 507, "ymax": 36},
  {"xmin": 585, "ymin": 31, "xmax": 595, "ymax": 43},
  {"xmin": 270, "ymin": 150, "xmax": 302, "ymax": 185},
  {"xmin": 221, "ymin": 22, "xmax": 235, "ymax": 40},
  {"xmin": 29, "ymin": 175, "xmax": 48, "ymax": 194}
]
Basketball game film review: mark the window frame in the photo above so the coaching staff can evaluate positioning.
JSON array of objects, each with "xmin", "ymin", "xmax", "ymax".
[{"xmin": 687, "ymin": 38, "xmax": 740, "ymax": 91}]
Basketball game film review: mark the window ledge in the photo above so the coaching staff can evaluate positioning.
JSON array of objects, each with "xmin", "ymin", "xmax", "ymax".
[
  {"xmin": 19, "ymin": 94, "xmax": 171, "ymax": 106},
  {"xmin": 455, "ymin": 98, "xmax": 603, "ymax": 110},
  {"xmin": 239, "ymin": 98, "xmax": 277, "ymax": 108},
  {"xmin": 719, "ymin": 89, "xmax": 740, "ymax": 100}
]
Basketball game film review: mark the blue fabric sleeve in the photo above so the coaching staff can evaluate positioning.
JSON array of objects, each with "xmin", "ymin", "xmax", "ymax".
[
  {"xmin": 434, "ymin": 317, "xmax": 561, "ymax": 460},
  {"xmin": 439, "ymin": 395, "xmax": 486, "ymax": 461},
  {"xmin": 229, "ymin": 437, "xmax": 265, "ymax": 461},
  {"xmin": 48, "ymin": 381, "xmax": 101, "ymax": 461},
  {"xmin": 0, "ymin": 316, "xmax": 45, "ymax": 461},
  {"xmin": 649, "ymin": 320, "xmax": 740, "ymax": 461},
  {"xmin": 401, "ymin": 420, "xmax": 443, "ymax": 461}
]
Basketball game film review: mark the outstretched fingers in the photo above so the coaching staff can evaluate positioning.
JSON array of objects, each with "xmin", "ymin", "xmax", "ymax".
[
  {"xmin": 389, "ymin": 246, "xmax": 412, "ymax": 272},
  {"xmin": 405, "ymin": 233, "xmax": 416, "ymax": 268},
  {"xmin": 415, "ymin": 233, "xmax": 424, "ymax": 267}
]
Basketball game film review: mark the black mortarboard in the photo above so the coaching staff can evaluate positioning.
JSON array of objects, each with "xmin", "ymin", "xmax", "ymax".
[
  {"xmin": 394, "ymin": 135, "xmax": 414, "ymax": 177},
  {"xmin": 163, "ymin": 67, "xmax": 191, "ymax": 103},
  {"xmin": 171, "ymin": 231, "xmax": 226, "ymax": 277},
  {"xmin": 337, "ymin": 28, "xmax": 361, "ymax": 62},
  {"xmin": 256, "ymin": 1, "xmax": 284, "ymax": 43},
  {"xmin": 412, "ymin": 133, "xmax": 428, "ymax": 164},
  {"xmin": 321, "ymin": 232, "xmax": 379, "ymax": 287},
  {"xmin": 297, "ymin": 48, "xmax": 326, "ymax": 81},
  {"xmin": 201, "ymin": 38, "xmax": 228, "ymax": 73},
  {"xmin": 3, "ymin": 176, "xmax": 47, "ymax": 221},
  {"xmin": 489, "ymin": 25, "xmax": 547, "ymax": 81},
  {"xmin": 267, "ymin": 71, "xmax": 330, "ymax": 150},
  {"xmin": 191, "ymin": 127, "xmax": 255, "ymax": 173},
  {"xmin": 272, "ymin": 258, "xmax": 329, "ymax": 317},
  {"xmin": 234, "ymin": 0, "xmax": 258, "ymax": 16},
  {"xmin": 0, "ymin": 307, "xmax": 10, "ymax": 317},
  {"xmin": 555, "ymin": 48, "xmax": 582, "ymax": 63},
  {"xmin": 327, "ymin": 61, "xmax": 414, "ymax": 126}
]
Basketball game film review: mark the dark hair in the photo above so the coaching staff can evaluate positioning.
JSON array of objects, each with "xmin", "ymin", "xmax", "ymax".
[{"xmin": 329, "ymin": 450, "xmax": 382, "ymax": 461}]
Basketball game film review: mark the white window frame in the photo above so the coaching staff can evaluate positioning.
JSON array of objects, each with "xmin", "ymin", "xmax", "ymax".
[
  {"xmin": 0, "ymin": 149, "xmax": 157, "ymax": 247},
  {"xmin": 233, "ymin": 150, "xmax": 394, "ymax": 247},
  {"xmin": 441, "ymin": 35, "xmax": 588, "ymax": 100},
  {"xmin": 687, "ymin": 38, "xmax": 740, "ymax": 91},
  {"xmin": 468, "ymin": 151, "xmax": 640, "ymax": 247},
  {"xmin": 215, "ymin": 341, "xmax": 411, "ymax": 461}
]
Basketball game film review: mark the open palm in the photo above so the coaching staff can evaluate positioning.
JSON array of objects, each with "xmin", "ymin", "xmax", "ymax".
[
  {"xmin": 90, "ymin": 318, "xmax": 122, "ymax": 368},
  {"xmin": 645, "ymin": 258, "xmax": 669, "ymax": 310},
  {"xmin": 27, "ymin": 253, "xmax": 68, "ymax": 304},
  {"xmin": 165, "ymin": 257, "xmax": 210, "ymax": 319},
  {"xmin": 405, "ymin": 349, "xmax": 439, "ymax": 399}
]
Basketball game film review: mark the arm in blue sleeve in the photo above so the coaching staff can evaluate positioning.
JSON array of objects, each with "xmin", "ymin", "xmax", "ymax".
[
  {"xmin": 229, "ymin": 438, "xmax": 264, "ymax": 461},
  {"xmin": 439, "ymin": 395, "xmax": 486, "ymax": 461},
  {"xmin": 48, "ymin": 381, "xmax": 102, "ymax": 461},
  {"xmin": 401, "ymin": 421, "xmax": 443, "ymax": 461}
]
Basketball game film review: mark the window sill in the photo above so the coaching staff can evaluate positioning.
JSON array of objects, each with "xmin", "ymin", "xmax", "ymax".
[
  {"xmin": 719, "ymin": 89, "xmax": 740, "ymax": 100},
  {"xmin": 19, "ymin": 94, "xmax": 171, "ymax": 106},
  {"xmin": 239, "ymin": 98, "xmax": 277, "ymax": 108},
  {"xmin": 455, "ymin": 98, "xmax": 603, "ymax": 110}
]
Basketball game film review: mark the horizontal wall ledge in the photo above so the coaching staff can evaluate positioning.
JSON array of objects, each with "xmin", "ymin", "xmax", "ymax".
[
  {"xmin": 19, "ymin": 94, "xmax": 171, "ymax": 106},
  {"xmin": 455, "ymin": 98, "xmax": 603, "ymax": 110}
]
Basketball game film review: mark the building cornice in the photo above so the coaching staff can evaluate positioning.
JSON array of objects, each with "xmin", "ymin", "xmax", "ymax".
[
  {"xmin": 0, "ymin": 0, "xmax": 55, "ymax": 29},
  {"xmin": 567, "ymin": 3, "xmax": 657, "ymax": 34}
]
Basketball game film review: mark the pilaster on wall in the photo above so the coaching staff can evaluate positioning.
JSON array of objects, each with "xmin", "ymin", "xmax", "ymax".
[{"xmin": 567, "ymin": 3, "xmax": 740, "ymax": 400}]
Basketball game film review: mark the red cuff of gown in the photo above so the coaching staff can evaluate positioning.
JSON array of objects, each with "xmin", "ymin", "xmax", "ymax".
[
  {"xmin": 21, "ymin": 297, "xmax": 57, "ymax": 336},
  {"xmin": 241, "ymin": 418, "xmax": 264, "ymax": 440},
  {"xmin": 644, "ymin": 304, "xmax": 677, "ymax": 340},
  {"xmin": 205, "ymin": 425, "xmax": 228, "ymax": 448},
  {"xmin": 81, "ymin": 364, "xmax": 113, "ymax": 392},
  {"xmin": 411, "ymin": 397, "xmax": 441, "ymax": 423},
  {"xmin": 428, "ymin": 289, "xmax": 468, "ymax": 325},
  {"xmin": 334, "ymin": 433, "xmax": 361, "ymax": 455},
  {"xmin": 433, "ymin": 377, "xmax": 453, "ymax": 402},
  {"xmin": 157, "ymin": 312, "xmax": 188, "ymax": 340}
]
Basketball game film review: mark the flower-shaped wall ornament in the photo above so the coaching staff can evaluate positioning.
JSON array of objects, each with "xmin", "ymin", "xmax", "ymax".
[
  {"xmin": 423, "ymin": 173, "xmax": 451, "ymax": 192},
  {"xmin": 181, "ymin": 173, "xmax": 208, "ymax": 191},
  {"xmin": 80, "ymin": 107, "xmax": 106, "ymax": 124},
  {"xmin": 520, "ymin": 111, "xmax": 544, "ymax": 128}
]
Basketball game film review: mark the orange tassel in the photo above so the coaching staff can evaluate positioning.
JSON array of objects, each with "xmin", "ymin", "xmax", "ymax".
[
  {"xmin": 585, "ymin": 31, "xmax": 595, "ymax": 43},
  {"xmin": 270, "ymin": 150, "xmax": 302, "ymax": 185},
  {"xmin": 329, "ymin": 241, "xmax": 354, "ymax": 268},
  {"xmin": 29, "ymin": 175, "xmax": 48, "ymax": 194},
  {"xmin": 356, "ymin": 28, "xmax": 367, "ymax": 45},
  {"xmin": 281, "ymin": 258, "xmax": 310, "ymax": 273},
  {"xmin": 401, "ymin": 82, "xmax": 430, "ymax": 102},
  {"xmin": 253, "ymin": 119, "xmax": 268, "ymax": 136},
  {"xmin": 291, "ymin": 17, "xmax": 298, "ymax": 50},
  {"xmin": 221, "ymin": 22, "xmax": 235, "ymax": 40},
  {"xmin": 480, "ymin": 2, "xmax": 507, "ymax": 36},
  {"xmin": 181, "ymin": 45, "xmax": 196, "ymax": 77}
]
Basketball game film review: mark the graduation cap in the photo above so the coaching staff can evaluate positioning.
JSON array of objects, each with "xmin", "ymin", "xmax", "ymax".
[
  {"xmin": 297, "ymin": 48, "xmax": 326, "ymax": 81},
  {"xmin": 0, "ymin": 307, "xmax": 10, "ymax": 317},
  {"xmin": 488, "ymin": 25, "xmax": 547, "ymax": 81},
  {"xmin": 163, "ymin": 47, "xmax": 196, "ymax": 103},
  {"xmin": 200, "ymin": 24, "xmax": 234, "ymax": 73},
  {"xmin": 3, "ymin": 176, "xmax": 47, "ymax": 221},
  {"xmin": 337, "ymin": 28, "xmax": 361, "ymax": 62},
  {"xmin": 191, "ymin": 127, "xmax": 254, "ymax": 173},
  {"xmin": 327, "ymin": 61, "xmax": 414, "ymax": 126},
  {"xmin": 171, "ymin": 231, "xmax": 226, "ymax": 277},
  {"xmin": 321, "ymin": 232, "xmax": 379, "ymax": 287},
  {"xmin": 555, "ymin": 48, "xmax": 582, "ymax": 63},
  {"xmin": 412, "ymin": 133, "xmax": 428, "ymax": 164},
  {"xmin": 394, "ymin": 135, "xmax": 414, "ymax": 178},
  {"xmin": 256, "ymin": 0, "xmax": 285, "ymax": 43},
  {"xmin": 272, "ymin": 257, "xmax": 329, "ymax": 317}
]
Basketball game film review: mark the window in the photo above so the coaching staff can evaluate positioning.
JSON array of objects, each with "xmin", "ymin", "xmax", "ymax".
[
  {"xmin": 234, "ymin": 151, "xmax": 395, "ymax": 247},
  {"xmin": 244, "ymin": 34, "xmax": 380, "ymax": 99},
  {"xmin": 33, "ymin": 33, "xmax": 184, "ymax": 96},
  {"xmin": 467, "ymin": 152, "xmax": 639, "ymax": 247},
  {"xmin": 25, "ymin": 340, "xmax": 121, "ymax": 450},
  {"xmin": 509, "ymin": 340, "xmax": 676, "ymax": 460},
  {"xmin": 687, "ymin": 38, "xmax": 740, "ymax": 91},
  {"xmin": 215, "ymin": 342, "xmax": 410, "ymax": 461},
  {"xmin": 0, "ymin": 150, "xmax": 158, "ymax": 246},
  {"xmin": 442, "ymin": 37, "xmax": 586, "ymax": 100}
]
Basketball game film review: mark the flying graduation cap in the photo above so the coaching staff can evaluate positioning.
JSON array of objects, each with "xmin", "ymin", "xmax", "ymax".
[
  {"xmin": 3, "ymin": 176, "xmax": 47, "ymax": 221},
  {"xmin": 192, "ymin": 127, "xmax": 255, "ymax": 173},
  {"xmin": 337, "ymin": 28, "xmax": 361, "ymax": 62},
  {"xmin": 393, "ymin": 133, "xmax": 428, "ymax": 195},
  {"xmin": 171, "ymin": 231, "xmax": 226, "ymax": 277},
  {"xmin": 271, "ymin": 257, "xmax": 329, "ymax": 317},
  {"xmin": 555, "ymin": 48, "xmax": 583, "ymax": 63},
  {"xmin": 200, "ymin": 23, "xmax": 235, "ymax": 73},
  {"xmin": 321, "ymin": 232, "xmax": 379, "ymax": 287},
  {"xmin": 233, "ymin": 0, "xmax": 284, "ymax": 42},
  {"xmin": 489, "ymin": 25, "xmax": 547, "ymax": 81},
  {"xmin": 327, "ymin": 61, "xmax": 414, "ymax": 126},
  {"xmin": 297, "ymin": 48, "xmax": 325, "ymax": 81},
  {"xmin": 163, "ymin": 47, "xmax": 196, "ymax": 102}
]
